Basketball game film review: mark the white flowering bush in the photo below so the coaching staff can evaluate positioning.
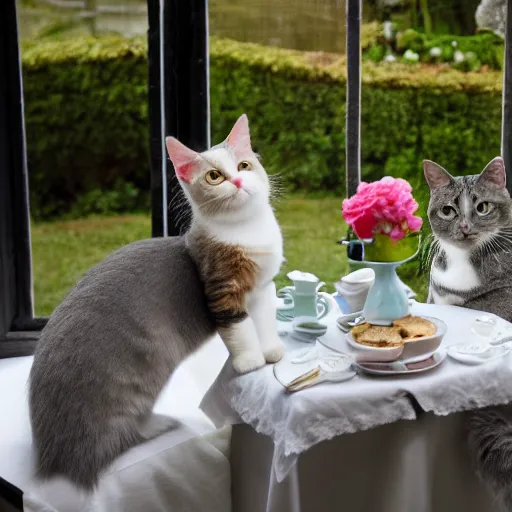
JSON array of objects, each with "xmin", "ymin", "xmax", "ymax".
[
  {"xmin": 403, "ymin": 49, "xmax": 420, "ymax": 63},
  {"xmin": 363, "ymin": 24, "xmax": 503, "ymax": 72}
]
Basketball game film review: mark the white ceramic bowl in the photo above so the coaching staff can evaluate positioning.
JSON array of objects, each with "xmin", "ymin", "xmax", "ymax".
[
  {"xmin": 346, "ymin": 332, "xmax": 404, "ymax": 362},
  {"xmin": 346, "ymin": 315, "xmax": 447, "ymax": 363},
  {"xmin": 400, "ymin": 316, "xmax": 447, "ymax": 360}
]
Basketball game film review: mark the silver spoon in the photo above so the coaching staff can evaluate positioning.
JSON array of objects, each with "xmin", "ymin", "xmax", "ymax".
[{"xmin": 347, "ymin": 315, "xmax": 365, "ymax": 327}]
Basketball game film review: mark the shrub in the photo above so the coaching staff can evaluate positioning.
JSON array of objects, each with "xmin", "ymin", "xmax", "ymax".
[
  {"xmin": 22, "ymin": 37, "xmax": 149, "ymax": 218},
  {"xmin": 365, "ymin": 27, "xmax": 504, "ymax": 71},
  {"xmin": 21, "ymin": 35, "xmax": 503, "ymax": 218}
]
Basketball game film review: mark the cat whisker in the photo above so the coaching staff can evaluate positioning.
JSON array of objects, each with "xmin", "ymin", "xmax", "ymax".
[
  {"xmin": 484, "ymin": 237, "xmax": 508, "ymax": 262},
  {"xmin": 424, "ymin": 235, "xmax": 440, "ymax": 269},
  {"xmin": 493, "ymin": 239, "xmax": 509, "ymax": 253},
  {"xmin": 490, "ymin": 233, "xmax": 512, "ymax": 250}
]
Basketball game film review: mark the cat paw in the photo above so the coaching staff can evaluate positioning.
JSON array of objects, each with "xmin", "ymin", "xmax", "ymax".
[
  {"xmin": 262, "ymin": 339, "xmax": 285, "ymax": 363},
  {"xmin": 232, "ymin": 352, "xmax": 266, "ymax": 374}
]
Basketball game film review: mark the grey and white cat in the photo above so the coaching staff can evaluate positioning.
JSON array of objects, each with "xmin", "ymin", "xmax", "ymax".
[
  {"xmin": 29, "ymin": 114, "xmax": 284, "ymax": 490},
  {"xmin": 424, "ymin": 156, "xmax": 512, "ymax": 510},
  {"xmin": 424, "ymin": 156, "xmax": 512, "ymax": 317}
]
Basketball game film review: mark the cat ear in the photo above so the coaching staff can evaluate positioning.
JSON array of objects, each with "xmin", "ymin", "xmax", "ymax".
[
  {"xmin": 225, "ymin": 114, "xmax": 252, "ymax": 158},
  {"xmin": 478, "ymin": 156, "xmax": 506, "ymax": 189},
  {"xmin": 165, "ymin": 137, "xmax": 200, "ymax": 183},
  {"xmin": 423, "ymin": 160, "xmax": 454, "ymax": 190}
]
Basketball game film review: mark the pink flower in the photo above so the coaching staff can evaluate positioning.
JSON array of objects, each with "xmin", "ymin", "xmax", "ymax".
[{"xmin": 341, "ymin": 176, "xmax": 423, "ymax": 241}]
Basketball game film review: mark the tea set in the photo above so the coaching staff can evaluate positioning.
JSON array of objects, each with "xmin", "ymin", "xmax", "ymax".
[{"xmin": 274, "ymin": 266, "xmax": 512, "ymax": 391}]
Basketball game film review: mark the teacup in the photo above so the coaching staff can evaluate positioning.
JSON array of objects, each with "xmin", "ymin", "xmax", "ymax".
[
  {"xmin": 277, "ymin": 270, "xmax": 333, "ymax": 321},
  {"xmin": 334, "ymin": 268, "xmax": 375, "ymax": 313}
]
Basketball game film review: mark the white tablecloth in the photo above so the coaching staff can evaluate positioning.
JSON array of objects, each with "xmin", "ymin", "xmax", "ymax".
[
  {"xmin": 201, "ymin": 302, "xmax": 512, "ymax": 483},
  {"xmin": 229, "ymin": 413, "xmax": 497, "ymax": 512}
]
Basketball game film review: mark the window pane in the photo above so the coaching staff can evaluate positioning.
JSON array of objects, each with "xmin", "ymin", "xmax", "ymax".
[
  {"xmin": 17, "ymin": 0, "xmax": 150, "ymax": 317},
  {"xmin": 210, "ymin": 0, "xmax": 347, "ymax": 52},
  {"xmin": 208, "ymin": 0, "xmax": 499, "ymax": 303}
]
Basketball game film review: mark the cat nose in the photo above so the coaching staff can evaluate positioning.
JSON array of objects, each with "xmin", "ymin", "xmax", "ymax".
[
  {"xmin": 460, "ymin": 221, "xmax": 472, "ymax": 234},
  {"xmin": 231, "ymin": 177, "xmax": 243, "ymax": 188}
]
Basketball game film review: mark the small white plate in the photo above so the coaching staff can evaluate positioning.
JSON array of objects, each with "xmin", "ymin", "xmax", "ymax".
[
  {"xmin": 452, "ymin": 342, "xmax": 491, "ymax": 355},
  {"xmin": 447, "ymin": 343, "xmax": 510, "ymax": 365},
  {"xmin": 354, "ymin": 349, "xmax": 446, "ymax": 376},
  {"xmin": 274, "ymin": 350, "xmax": 356, "ymax": 388}
]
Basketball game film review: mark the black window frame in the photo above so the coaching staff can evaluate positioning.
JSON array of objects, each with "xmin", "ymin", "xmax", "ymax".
[{"xmin": 2, "ymin": 0, "xmax": 512, "ymax": 359}]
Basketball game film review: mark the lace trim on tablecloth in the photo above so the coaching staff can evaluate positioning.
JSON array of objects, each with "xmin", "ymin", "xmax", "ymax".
[{"xmin": 229, "ymin": 373, "xmax": 416, "ymax": 482}]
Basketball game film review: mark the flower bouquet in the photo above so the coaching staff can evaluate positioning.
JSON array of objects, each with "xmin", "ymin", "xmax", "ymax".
[
  {"xmin": 341, "ymin": 177, "xmax": 423, "ymax": 325},
  {"xmin": 342, "ymin": 177, "xmax": 423, "ymax": 263}
]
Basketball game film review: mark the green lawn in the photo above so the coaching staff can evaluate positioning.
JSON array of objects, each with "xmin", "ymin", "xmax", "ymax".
[{"xmin": 32, "ymin": 197, "xmax": 429, "ymax": 317}]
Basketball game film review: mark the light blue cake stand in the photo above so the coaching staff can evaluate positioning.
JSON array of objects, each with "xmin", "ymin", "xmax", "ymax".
[{"xmin": 349, "ymin": 253, "xmax": 417, "ymax": 326}]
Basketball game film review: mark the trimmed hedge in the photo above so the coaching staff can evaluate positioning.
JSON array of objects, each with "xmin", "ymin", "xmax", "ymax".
[{"xmin": 21, "ymin": 35, "xmax": 503, "ymax": 218}]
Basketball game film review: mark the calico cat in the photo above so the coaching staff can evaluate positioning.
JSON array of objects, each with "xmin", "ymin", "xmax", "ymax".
[
  {"xmin": 166, "ymin": 114, "xmax": 285, "ymax": 373},
  {"xmin": 423, "ymin": 156, "xmax": 512, "ymax": 510},
  {"xmin": 29, "ymin": 114, "xmax": 284, "ymax": 490}
]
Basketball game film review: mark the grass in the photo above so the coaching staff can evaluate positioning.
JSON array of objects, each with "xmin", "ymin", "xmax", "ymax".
[{"xmin": 31, "ymin": 197, "xmax": 429, "ymax": 317}]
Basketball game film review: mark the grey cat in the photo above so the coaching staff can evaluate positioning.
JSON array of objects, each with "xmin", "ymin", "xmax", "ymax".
[
  {"xmin": 29, "ymin": 115, "xmax": 285, "ymax": 490},
  {"xmin": 29, "ymin": 237, "xmax": 216, "ymax": 490},
  {"xmin": 424, "ymin": 156, "xmax": 512, "ymax": 317},
  {"xmin": 424, "ymin": 156, "xmax": 512, "ymax": 510}
]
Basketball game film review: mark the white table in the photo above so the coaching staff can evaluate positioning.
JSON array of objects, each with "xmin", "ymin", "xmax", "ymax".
[{"xmin": 201, "ymin": 302, "xmax": 512, "ymax": 512}]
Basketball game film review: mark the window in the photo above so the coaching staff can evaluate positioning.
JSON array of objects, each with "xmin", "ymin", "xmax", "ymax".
[
  {"xmin": 3, "ymin": 0, "xmax": 512, "ymax": 358},
  {"xmin": 0, "ymin": 0, "xmax": 209, "ymax": 357}
]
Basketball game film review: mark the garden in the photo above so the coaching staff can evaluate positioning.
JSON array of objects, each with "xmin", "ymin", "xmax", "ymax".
[{"xmin": 21, "ymin": 0, "xmax": 505, "ymax": 315}]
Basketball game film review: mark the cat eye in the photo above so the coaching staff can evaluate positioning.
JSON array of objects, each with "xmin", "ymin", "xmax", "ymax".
[
  {"xmin": 438, "ymin": 205, "xmax": 457, "ymax": 220},
  {"xmin": 238, "ymin": 161, "xmax": 251, "ymax": 171},
  {"xmin": 205, "ymin": 169, "xmax": 225, "ymax": 185},
  {"xmin": 476, "ymin": 201, "xmax": 491, "ymax": 216}
]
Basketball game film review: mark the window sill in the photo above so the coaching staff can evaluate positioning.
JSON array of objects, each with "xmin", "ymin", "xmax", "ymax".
[{"xmin": 0, "ymin": 332, "xmax": 39, "ymax": 358}]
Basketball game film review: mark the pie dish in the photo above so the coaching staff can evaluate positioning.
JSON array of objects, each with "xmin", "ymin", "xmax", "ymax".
[
  {"xmin": 392, "ymin": 315, "xmax": 436, "ymax": 340},
  {"xmin": 347, "ymin": 315, "xmax": 447, "ymax": 363}
]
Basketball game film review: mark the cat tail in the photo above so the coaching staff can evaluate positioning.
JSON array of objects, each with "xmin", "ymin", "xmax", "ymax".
[
  {"xmin": 468, "ymin": 407, "xmax": 512, "ymax": 510},
  {"xmin": 33, "ymin": 413, "xmax": 178, "ymax": 490},
  {"xmin": 33, "ymin": 420, "xmax": 143, "ymax": 491}
]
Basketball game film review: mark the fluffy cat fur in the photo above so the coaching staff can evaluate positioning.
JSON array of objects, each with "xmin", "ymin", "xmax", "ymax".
[
  {"xmin": 424, "ymin": 156, "xmax": 512, "ymax": 510},
  {"xmin": 165, "ymin": 113, "xmax": 285, "ymax": 374},
  {"xmin": 29, "ymin": 114, "xmax": 284, "ymax": 490}
]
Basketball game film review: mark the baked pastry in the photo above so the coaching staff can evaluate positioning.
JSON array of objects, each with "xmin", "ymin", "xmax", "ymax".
[
  {"xmin": 351, "ymin": 315, "xmax": 437, "ymax": 348},
  {"xmin": 351, "ymin": 323, "xmax": 404, "ymax": 348},
  {"xmin": 392, "ymin": 315, "xmax": 436, "ymax": 340}
]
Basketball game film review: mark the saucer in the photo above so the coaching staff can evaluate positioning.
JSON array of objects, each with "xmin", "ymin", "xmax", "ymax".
[
  {"xmin": 292, "ymin": 317, "xmax": 328, "ymax": 334},
  {"xmin": 354, "ymin": 349, "xmax": 446, "ymax": 376},
  {"xmin": 274, "ymin": 350, "xmax": 356, "ymax": 389},
  {"xmin": 447, "ymin": 343, "xmax": 510, "ymax": 365},
  {"xmin": 290, "ymin": 331, "xmax": 319, "ymax": 343}
]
